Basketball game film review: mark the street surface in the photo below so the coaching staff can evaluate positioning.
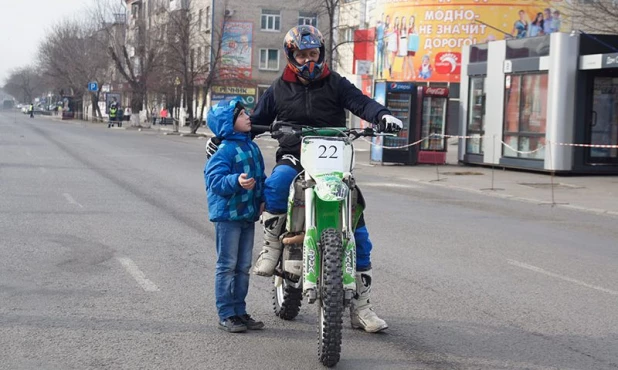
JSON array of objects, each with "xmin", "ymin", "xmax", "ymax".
[{"xmin": 1, "ymin": 112, "xmax": 617, "ymax": 370}]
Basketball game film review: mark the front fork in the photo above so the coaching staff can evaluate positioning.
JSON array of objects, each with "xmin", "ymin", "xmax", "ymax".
[{"xmin": 302, "ymin": 184, "xmax": 356, "ymax": 305}]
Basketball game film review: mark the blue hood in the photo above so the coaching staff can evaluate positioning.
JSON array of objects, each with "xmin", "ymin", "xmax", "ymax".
[{"xmin": 207, "ymin": 98, "xmax": 250, "ymax": 141}]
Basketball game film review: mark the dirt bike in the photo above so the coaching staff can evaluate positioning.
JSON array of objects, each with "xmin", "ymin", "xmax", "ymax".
[{"xmin": 258, "ymin": 123, "xmax": 388, "ymax": 368}]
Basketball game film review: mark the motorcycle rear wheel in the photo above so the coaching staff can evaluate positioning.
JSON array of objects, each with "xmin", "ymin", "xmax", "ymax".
[
  {"xmin": 272, "ymin": 272, "xmax": 302, "ymax": 320},
  {"xmin": 317, "ymin": 228, "xmax": 344, "ymax": 368}
]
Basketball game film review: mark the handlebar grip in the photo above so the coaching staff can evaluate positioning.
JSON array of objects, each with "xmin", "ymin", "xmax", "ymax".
[{"xmin": 250, "ymin": 125, "xmax": 271, "ymax": 134}]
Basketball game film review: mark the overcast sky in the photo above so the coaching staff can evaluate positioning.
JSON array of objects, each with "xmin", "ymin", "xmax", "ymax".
[{"xmin": 1, "ymin": 0, "xmax": 91, "ymax": 83}]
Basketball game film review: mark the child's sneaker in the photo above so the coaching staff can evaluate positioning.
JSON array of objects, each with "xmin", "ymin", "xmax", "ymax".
[
  {"xmin": 239, "ymin": 314, "xmax": 264, "ymax": 330},
  {"xmin": 219, "ymin": 316, "xmax": 247, "ymax": 333}
]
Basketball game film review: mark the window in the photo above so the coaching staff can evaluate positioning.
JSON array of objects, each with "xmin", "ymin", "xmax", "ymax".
[
  {"xmin": 466, "ymin": 77, "xmax": 486, "ymax": 155},
  {"xmin": 198, "ymin": 9, "xmax": 203, "ymax": 32},
  {"xmin": 259, "ymin": 49, "xmax": 279, "ymax": 70},
  {"xmin": 261, "ymin": 9, "xmax": 281, "ymax": 31},
  {"xmin": 197, "ymin": 47, "xmax": 202, "ymax": 66},
  {"xmin": 205, "ymin": 6, "xmax": 211, "ymax": 30},
  {"xmin": 131, "ymin": 3, "xmax": 140, "ymax": 19},
  {"xmin": 298, "ymin": 12, "xmax": 317, "ymax": 27},
  {"xmin": 503, "ymin": 73, "xmax": 548, "ymax": 159},
  {"xmin": 342, "ymin": 27, "xmax": 357, "ymax": 43}
]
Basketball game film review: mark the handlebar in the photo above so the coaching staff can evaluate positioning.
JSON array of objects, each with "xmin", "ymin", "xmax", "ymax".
[{"xmin": 251, "ymin": 122, "xmax": 390, "ymax": 141}]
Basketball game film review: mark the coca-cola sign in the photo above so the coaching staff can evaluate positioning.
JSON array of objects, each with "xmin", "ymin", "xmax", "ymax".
[{"xmin": 423, "ymin": 87, "xmax": 449, "ymax": 97}]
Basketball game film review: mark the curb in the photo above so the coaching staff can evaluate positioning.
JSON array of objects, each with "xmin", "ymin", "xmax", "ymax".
[{"xmin": 400, "ymin": 175, "xmax": 618, "ymax": 218}]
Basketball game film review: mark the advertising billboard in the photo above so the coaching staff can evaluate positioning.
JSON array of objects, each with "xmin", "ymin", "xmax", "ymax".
[
  {"xmin": 221, "ymin": 21, "xmax": 253, "ymax": 80},
  {"xmin": 371, "ymin": 0, "xmax": 567, "ymax": 83}
]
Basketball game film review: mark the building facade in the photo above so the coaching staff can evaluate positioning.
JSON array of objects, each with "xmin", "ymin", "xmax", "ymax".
[
  {"xmin": 459, "ymin": 33, "xmax": 618, "ymax": 174},
  {"xmin": 335, "ymin": 0, "xmax": 587, "ymax": 136},
  {"xmin": 115, "ymin": 0, "xmax": 327, "ymax": 123}
]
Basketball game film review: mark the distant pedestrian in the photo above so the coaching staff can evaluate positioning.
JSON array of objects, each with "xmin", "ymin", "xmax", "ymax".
[
  {"xmin": 204, "ymin": 98, "xmax": 266, "ymax": 333},
  {"xmin": 151, "ymin": 107, "xmax": 158, "ymax": 125},
  {"xmin": 159, "ymin": 107, "xmax": 168, "ymax": 125},
  {"xmin": 109, "ymin": 105, "xmax": 118, "ymax": 123},
  {"xmin": 28, "ymin": 104, "xmax": 34, "ymax": 118}
]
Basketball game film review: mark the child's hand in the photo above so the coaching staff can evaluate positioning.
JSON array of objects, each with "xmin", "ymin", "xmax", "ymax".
[{"xmin": 238, "ymin": 173, "xmax": 256, "ymax": 190}]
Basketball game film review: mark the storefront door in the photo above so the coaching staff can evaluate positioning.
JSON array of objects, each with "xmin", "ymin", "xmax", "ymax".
[{"xmin": 588, "ymin": 76, "xmax": 618, "ymax": 163}]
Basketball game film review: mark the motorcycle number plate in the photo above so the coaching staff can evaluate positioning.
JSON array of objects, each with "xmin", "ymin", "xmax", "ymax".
[{"xmin": 303, "ymin": 139, "xmax": 345, "ymax": 173}]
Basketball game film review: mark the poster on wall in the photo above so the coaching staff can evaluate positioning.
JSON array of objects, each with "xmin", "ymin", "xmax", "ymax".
[
  {"xmin": 220, "ymin": 21, "xmax": 253, "ymax": 80},
  {"xmin": 371, "ymin": 0, "xmax": 568, "ymax": 83}
]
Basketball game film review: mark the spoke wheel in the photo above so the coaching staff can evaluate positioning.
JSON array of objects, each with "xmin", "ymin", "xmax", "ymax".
[{"xmin": 272, "ymin": 272, "xmax": 303, "ymax": 320}]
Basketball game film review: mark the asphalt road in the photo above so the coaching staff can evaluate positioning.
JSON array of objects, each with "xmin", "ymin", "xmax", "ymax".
[{"xmin": 1, "ymin": 112, "xmax": 617, "ymax": 370}]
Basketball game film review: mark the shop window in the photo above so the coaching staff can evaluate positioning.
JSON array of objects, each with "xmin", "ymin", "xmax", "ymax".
[
  {"xmin": 503, "ymin": 73, "xmax": 548, "ymax": 159},
  {"xmin": 589, "ymin": 77, "xmax": 618, "ymax": 161},
  {"xmin": 466, "ymin": 76, "xmax": 486, "ymax": 154}
]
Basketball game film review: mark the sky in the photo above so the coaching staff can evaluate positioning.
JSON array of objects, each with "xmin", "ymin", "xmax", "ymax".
[{"xmin": 0, "ymin": 0, "xmax": 90, "ymax": 84}]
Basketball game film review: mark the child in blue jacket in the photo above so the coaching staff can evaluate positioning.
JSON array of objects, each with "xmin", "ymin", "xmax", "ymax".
[{"xmin": 204, "ymin": 98, "xmax": 266, "ymax": 333}]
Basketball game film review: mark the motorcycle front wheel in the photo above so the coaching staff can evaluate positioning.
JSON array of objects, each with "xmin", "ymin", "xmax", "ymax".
[{"xmin": 317, "ymin": 228, "xmax": 344, "ymax": 368}]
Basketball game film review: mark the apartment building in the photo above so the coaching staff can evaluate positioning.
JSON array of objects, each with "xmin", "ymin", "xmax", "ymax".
[{"xmin": 119, "ymin": 0, "xmax": 328, "ymax": 120}]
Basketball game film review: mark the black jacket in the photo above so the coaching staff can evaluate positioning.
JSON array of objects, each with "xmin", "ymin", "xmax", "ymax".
[{"xmin": 251, "ymin": 66, "xmax": 390, "ymax": 129}]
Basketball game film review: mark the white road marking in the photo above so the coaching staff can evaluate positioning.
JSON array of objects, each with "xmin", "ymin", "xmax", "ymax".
[
  {"xmin": 62, "ymin": 193, "xmax": 83, "ymax": 208},
  {"xmin": 116, "ymin": 257, "xmax": 160, "ymax": 292},
  {"xmin": 362, "ymin": 182, "xmax": 421, "ymax": 189},
  {"xmin": 507, "ymin": 259, "xmax": 618, "ymax": 296}
]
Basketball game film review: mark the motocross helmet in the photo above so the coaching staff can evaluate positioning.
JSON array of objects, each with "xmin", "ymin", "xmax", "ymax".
[{"xmin": 283, "ymin": 25, "xmax": 326, "ymax": 81}]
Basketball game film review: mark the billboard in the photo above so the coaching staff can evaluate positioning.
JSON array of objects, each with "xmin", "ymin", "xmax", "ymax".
[
  {"xmin": 371, "ymin": 0, "xmax": 568, "ymax": 83},
  {"xmin": 221, "ymin": 21, "xmax": 253, "ymax": 80}
]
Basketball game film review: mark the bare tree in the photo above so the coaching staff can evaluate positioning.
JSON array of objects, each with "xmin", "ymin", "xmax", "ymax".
[
  {"xmin": 2, "ymin": 67, "xmax": 44, "ymax": 104},
  {"xmin": 299, "ymin": 0, "xmax": 343, "ymax": 69},
  {"xmin": 295, "ymin": 0, "xmax": 367, "ymax": 72},
  {"xmin": 93, "ymin": 0, "xmax": 165, "ymax": 126},
  {"xmin": 157, "ymin": 0, "xmax": 237, "ymax": 134},
  {"xmin": 563, "ymin": 1, "xmax": 618, "ymax": 34},
  {"xmin": 162, "ymin": 0, "xmax": 208, "ymax": 133},
  {"xmin": 38, "ymin": 18, "xmax": 112, "ymax": 120}
]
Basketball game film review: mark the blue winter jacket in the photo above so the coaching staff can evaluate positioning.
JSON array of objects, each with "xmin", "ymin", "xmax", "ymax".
[{"xmin": 204, "ymin": 99, "xmax": 266, "ymax": 222}]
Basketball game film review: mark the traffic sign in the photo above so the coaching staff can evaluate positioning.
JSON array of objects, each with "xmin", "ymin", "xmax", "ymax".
[{"xmin": 88, "ymin": 81, "xmax": 99, "ymax": 92}]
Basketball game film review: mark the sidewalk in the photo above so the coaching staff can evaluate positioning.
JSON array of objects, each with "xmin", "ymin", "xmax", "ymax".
[{"xmin": 354, "ymin": 138, "xmax": 618, "ymax": 217}]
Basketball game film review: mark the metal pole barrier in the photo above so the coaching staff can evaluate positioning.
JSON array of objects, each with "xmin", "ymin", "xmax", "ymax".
[
  {"xmin": 540, "ymin": 139, "xmax": 567, "ymax": 207},
  {"xmin": 481, "ymin": 134, "xmax": 504, "ymax": 191},
  {"xmin": 548, "ymin": 140, "xmax": 555, "ymax": 206},
  {"xmin": 429, "ymin": 134, "xmax": 446, "ymax": 183}
]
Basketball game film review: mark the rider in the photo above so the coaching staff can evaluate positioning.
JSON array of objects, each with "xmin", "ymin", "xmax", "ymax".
[
  {"xmin": 251, "ymin": 25, "xmax": 402, "ymax": 333},
  {"xmin": 205, "ymin": 25, "xmax": 402, "ymax": 332}
]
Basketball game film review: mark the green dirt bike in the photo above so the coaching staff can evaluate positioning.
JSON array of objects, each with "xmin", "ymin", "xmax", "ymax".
[{"xmin": 259, "ymin": 123, "xmax": 388, "ymax": 368}]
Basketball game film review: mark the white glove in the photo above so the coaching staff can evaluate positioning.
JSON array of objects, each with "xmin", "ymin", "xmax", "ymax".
[
  {"xmin": 377, "ymin": 114, "xmax": 403, "ymax": 133},
  {"xmin": 205, "ymin": 137, "xmax": 221, "ymax": 160}
]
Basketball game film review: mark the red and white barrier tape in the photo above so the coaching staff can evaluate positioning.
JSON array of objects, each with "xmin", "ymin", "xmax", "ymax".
[
  {"xmin": 361, "ymin": 133, "xmax": 618, "ymax": 151},
  {"xmin": 552, "ymin": 142, "xmax": 618, "ymax": 148}
]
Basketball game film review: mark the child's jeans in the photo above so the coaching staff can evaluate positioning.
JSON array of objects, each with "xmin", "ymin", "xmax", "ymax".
[{"xmin": 214, "ymin": 220, "xmax": 255, "ymax": 321}]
